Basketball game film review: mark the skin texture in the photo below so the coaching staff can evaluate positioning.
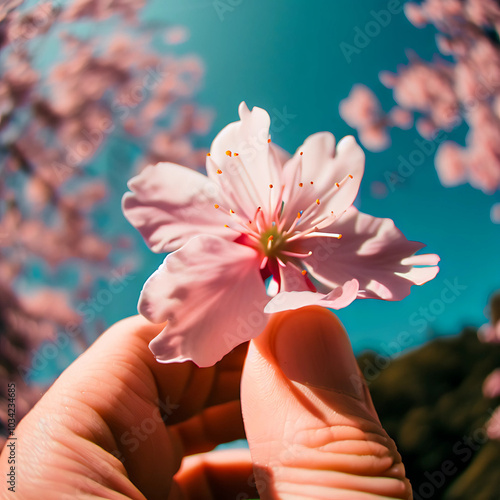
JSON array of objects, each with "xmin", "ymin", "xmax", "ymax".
[{"xmin": 0, "ymin": 307, "xmax": 412, "ymax": 499}]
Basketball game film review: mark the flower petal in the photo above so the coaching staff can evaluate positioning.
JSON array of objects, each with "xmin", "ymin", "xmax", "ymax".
[
  {"xmin": 265, "ymin": 279, "xmax": 359, "ymax": 313},
  {"xmin": 300, "ymin": 207, "xmax": 440, "ymax": 301},
  {"xmin": 282, "ymin": 133, "xmax": 365, "ymax": 228},
  {"xmin": 207, "ymin": 102, "xmax": 283, "ymax": 220},
  {"xmin": 279, "ymin": 261, "xmax": 315, "ymax": 292},
  {"xmin": 122, "ymin": 162, "xmax": 233, "ymax": 253},
  {"xmin": 140, "ymin": 235, "xmax": 269, "ymax": 367}
]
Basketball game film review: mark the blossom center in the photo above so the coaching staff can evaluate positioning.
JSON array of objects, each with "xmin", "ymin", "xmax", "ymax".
[
  {"xmin": 259, "ymin": 225, "xmax": 286, "ymax": 259},
  {"xmin": 213, "ymin": 152, "xmax": 354, "ymax": 283}
]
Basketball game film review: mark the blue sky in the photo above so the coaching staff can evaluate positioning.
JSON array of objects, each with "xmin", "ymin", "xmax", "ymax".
[{"xmin": 111, "ymin": 0, "xmax": 500, "ymax": 356}]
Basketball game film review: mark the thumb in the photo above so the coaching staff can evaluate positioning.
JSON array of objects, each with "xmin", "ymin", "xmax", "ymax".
[{"xmin": 241, "ymin": 306, "xmax": 412, "ymax": 500}]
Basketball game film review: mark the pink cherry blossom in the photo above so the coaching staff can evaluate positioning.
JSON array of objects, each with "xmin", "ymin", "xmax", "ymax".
[
  {"xmin": 339, "ymin": 85, "xmax": 413, "ymax": 152},
  {"xmin": 486, "ymin": 407, "xmax": 500, "ymax": 440},
  {"xmin": 123, "ymin": 103, "xmax": 440, "ymax": 367},
  {"xmin": 0, "ymin": 0, "xmax": 210, "ymax": 443},
  {"xmin": 483, "ymin": 368, "xmax": 500, "ymax": 399},
  {"xmin": 491, "ymin": 203, "xmax": 500, "ymax": 224},
  {"xmin": 342, "ymin": 1, "xmax": 500, "ymax": 194}
]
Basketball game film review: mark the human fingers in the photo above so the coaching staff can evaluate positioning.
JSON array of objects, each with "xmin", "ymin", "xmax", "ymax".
[
  {"xmin": 242, "ymin": 306, "xmax": 412, "ymax": 499},
  {"xmin": 0, "ymin": 315, "xmax": 247, "ymax": 499}
]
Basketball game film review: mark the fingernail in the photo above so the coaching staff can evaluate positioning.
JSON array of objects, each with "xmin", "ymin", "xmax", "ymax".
[{"xmin": 272, "ymin": 308, "xmax": 366, "ymax": 400}]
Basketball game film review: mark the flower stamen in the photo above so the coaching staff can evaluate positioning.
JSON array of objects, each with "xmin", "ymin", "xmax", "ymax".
[
  {"xmin": 300, "ymin": 232, "xmax": 342, "ymax": 239},
  {"xmin": 216, "ymin": 202, "xmax": 261, "ymax": 239},
  {"xmin": 281, "ymin": 250, "xmax": 313, "ymax": 259},
  {"xmin": 229, "ymin": 154, "xmax": 267, "ymax": 212},
  {"xmin": 267, "ymin": 235, "xmax": 274, "ymax": 250}
]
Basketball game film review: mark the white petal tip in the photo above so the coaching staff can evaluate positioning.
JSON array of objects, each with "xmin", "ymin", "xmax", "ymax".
[{"xmin": 238, "ymin": 101, "xmax": 250, "ymax": 118}]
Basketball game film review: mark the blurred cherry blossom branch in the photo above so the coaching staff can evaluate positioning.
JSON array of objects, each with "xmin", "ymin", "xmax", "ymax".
[
  {"xmin": 340, "ymin": 0, "xmax": 500, "ymax": 199},
  {"xmin": 0, "ymin": 0, "xmax": 211, "ymax": 445}
]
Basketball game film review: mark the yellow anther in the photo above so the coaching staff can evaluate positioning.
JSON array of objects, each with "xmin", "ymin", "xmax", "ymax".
[
  {"xmin": 225, "ymin": 150, "xmax": 232, "ymax": 157},
  {"xmin": 217, "ymin": 169, "xmax": 222, "ymax": 174},
  {"xmin": 214, "ymin": 204, "xmax": 219, "ymax": 209},
  {"xmin": 206, "ymin": 152, "xmax": 211, "ymax": 156},
  {"xmin": 316, "ymin": 199, "xmax": 320, "ymax": 205},
  {"xmin": 298, "ymin": 182, "xmax": 303, "ymax": 187},
  {"xmin": 301, "ymin": 270, "xmax": 307, "ymax": 276},
  {"xmin": 269, "ymin": 184, "xmax": 273, "ymax": 188}
]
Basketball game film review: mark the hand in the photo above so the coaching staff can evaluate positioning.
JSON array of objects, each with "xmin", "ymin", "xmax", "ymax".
[{"xmin": 0, "ymin": 307, "xmax": 412, "ymax": 499}]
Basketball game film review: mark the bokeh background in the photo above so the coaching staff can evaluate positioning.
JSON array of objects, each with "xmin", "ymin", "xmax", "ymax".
[
  {"xmin": 118, "ymin": 0, "xmax": 499, "ymax": 353},
  {"xmin": 1, "ymin": 0, "xmax": 500, "ymax": 497}
]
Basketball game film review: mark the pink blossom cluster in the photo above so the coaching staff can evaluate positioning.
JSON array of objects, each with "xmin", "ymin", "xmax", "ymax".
[
  {"xmin": 339, "ymin": 0, "xmax": 500, "ymax": 198},
  {"xmin": 0, "ymin": 279, "xmax": 81, "ymax": 449},
  {"xmin": 123, "ymin": 103, "xmax": 439, "ymax": 367},
  {"xmin": 340, "ymin": 84, "xmax": 412, "ymax": 152},
  {"xmin": 0, "ymin": 0, "xmax": 209, "ymax": 443}
]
